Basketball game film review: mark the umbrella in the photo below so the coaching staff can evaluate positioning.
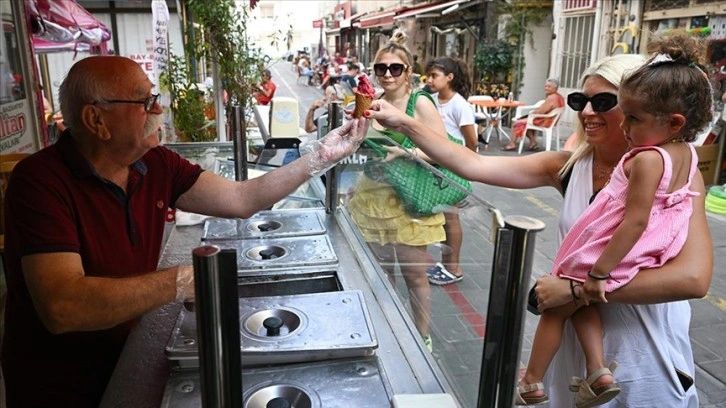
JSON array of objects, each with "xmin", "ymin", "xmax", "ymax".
[{"xmin": 25, "ymin": 0, "xmax": 111, "ymax": 53}]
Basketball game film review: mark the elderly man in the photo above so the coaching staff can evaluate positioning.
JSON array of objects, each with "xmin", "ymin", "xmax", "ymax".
[{"xmin": 0, "ymin": 56, "xmax": 367, "ymax": 407}]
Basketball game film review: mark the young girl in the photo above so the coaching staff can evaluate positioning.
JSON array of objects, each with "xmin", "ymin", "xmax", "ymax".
[
  {"xmin": 516, "ymin": 32, "xmax": 713, "ymax": 407},
  {"xmin": 424, "ymin": 57, "xmax": 477, "ymax": 285}
]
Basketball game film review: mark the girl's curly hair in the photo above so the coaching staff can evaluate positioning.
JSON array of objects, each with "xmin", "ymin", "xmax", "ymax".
[{"xmin": 620, "ymin": 30, "xmax": 713, "ymax": 142}]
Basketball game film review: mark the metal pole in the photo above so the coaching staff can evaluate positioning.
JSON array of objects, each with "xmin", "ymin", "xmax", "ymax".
[
  {"xmin": 231, "ymin": 105, "xmax": 248, "ymax": 181},
  {"xmin": 193, "ymin": 245, "xmax": 242, "ymax": 408},
  {"xmin": 477, "ymin": 215, "xmax": 545, "ymax": 408},
  {"xmin": 212, "ymin": 62, "xmax": 225, "ymax": 142},
  {"xmin": 324, "ymin": 101, "xmax": 343, "ymax": 213}
]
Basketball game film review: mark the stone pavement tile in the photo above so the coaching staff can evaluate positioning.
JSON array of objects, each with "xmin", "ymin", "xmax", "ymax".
[
  {"xmin": 691, "ymin": 337, "xmax": 722, "ymax": 363},
  {"xmin": 690, "ymin": 322, "xmax": 726, "ymax": 359},
  {"xmin": 695, "ymin": 366, "xmax": 726, "ymax": 407},
  {"xmin": 689, "ymin": 300, "xmax": 726, "ymax": 327},
  {"xmin": 431, "ymin": 338, "xmax": 485, "ymax": 408},
  {"xmin": 700, "ymin": 358, "xmax": 726, "ymax": 384}
]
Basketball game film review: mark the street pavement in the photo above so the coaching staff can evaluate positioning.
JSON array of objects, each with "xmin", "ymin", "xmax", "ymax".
[{"xmin": 266, "ymin": 60, "xmax": 726, "ymax": 407}]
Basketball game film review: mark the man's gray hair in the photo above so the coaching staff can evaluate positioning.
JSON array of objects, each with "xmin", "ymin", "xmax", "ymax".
[
  {"xmin": 546, "ymin": 78, "xmax": 560, "ymax": 88},
  {"xmin": 58, "ymin": 63, "xmax": 105, "ymax": 129}
]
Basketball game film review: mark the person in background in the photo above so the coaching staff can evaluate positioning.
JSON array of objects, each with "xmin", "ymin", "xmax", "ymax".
[
  {"xmin": 253, "ymin": 69, "xmax": 276, "ymax": 105},
  {"xmin": 1, "ymin": 56, "xmax": 368, "ymax": 408},
  {"xmin": 305, "ymin": 98, "xmax": 327, "ymax": 134},
  {"xmin": 350, "ymin": 55, "xmax": 366, "ymax": 73},
  {"xmin": 341, "ymin": 63, "xmax": 361, "ymax": 94},
  {"xmin": 345, "ymin": 42, "xmax": 357, "ymax": 59},
  {"xmin": 423, "ymin": 57, "xmax": 477, "ymax": 285},
  {"xmin": 365, "ymin": 52, "xmax": 711, "ymax": 407},
  {"xmin": 412, "ymin": 54, "xmax": 424, "ymax": 76},
  {"xmin": 503, "ymin": 78, "xmax": 565, "ymax": 152},
  {"xmin": 318, "ymin": 60, "xmax": 340, "ymax": 91},
  {"xmin": 348, "ymin": 30, "xmax": 448, "ymax": 353},
  {"xmin": 323, "ymin": 75, "xmax": 343, "ymax": 104}
]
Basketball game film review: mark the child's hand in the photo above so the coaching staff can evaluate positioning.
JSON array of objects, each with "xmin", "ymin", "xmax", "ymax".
[
  {"xmin": 583, "ymin": 278, "xmax": 608, "ymax": 304},
  {"xmin": 381, "ymin": 145, "xmax": 408, "ymax": 162}
]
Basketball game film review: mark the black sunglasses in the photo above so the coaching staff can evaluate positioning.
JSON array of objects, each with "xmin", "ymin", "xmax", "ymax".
[
  {"xmin": 373, "ymin": 63, "xmax": 408, "ymax": 77},
  {"xmin": 94, "ymin": 94, "xmax": 161, "ymax": 112},
  {"xmin": 567, "ymin": 92, "xmax": 618, "ymax": 113}
]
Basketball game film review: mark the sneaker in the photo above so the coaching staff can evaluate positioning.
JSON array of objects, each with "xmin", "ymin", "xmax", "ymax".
[
  {"xmin": 427, "ymin": 263, "xmax": 463, "ymax": 286},
  {"xmin": 422, "ymin": 334, "xmax": 433, "ymax": 352}
]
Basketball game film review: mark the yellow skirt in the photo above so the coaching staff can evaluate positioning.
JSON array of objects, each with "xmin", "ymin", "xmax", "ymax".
[{"xmin": 348, "ymin": 176, "xmax": 446, "ymax": 246}]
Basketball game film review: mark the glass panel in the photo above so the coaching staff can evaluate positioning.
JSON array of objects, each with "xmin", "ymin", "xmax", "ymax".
[
  {"xmin": 337, "ymin": 130, "xmax": 505, "ymax": 407},
  {"xmin": 164, "ymin": 141, "xmax": 323, "ymax": 209},
  {"xmin": 1, "ymin": 1, "xmax": 25, "ymax": 104}
]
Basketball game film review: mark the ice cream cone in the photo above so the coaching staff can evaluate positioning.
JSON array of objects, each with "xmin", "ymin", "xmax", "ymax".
[{"xmin": 353, "ymin": 94, "xmax": 373, "ymax": 118}]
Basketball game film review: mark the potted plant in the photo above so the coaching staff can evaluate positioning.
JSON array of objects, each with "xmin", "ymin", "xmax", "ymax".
[
  {"xmin": 161, "ymin": 53, "xmax": 214, "ymax": 142},
  {"xmin": 473, "ymin": 39, "xmax": 515, "ymax": 99}
]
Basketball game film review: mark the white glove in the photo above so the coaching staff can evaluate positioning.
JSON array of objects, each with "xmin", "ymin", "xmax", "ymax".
[
  {"xmin": 300, "ymin": 117, "xmax": 369, "ymax": 177},
  {"xmin": 175, "ymin": 265, "xmax": 195, "ymax": 302}
]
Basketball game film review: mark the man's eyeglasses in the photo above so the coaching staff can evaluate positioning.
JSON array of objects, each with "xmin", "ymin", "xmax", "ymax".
[
  {"xmin": 94, "ymin": 94, "xmax": 161, "ymax": 112},
  {"xmin": 567, "ymin": 92, "xmax": 618, "ymax": 113},
  {"xmin": 373, "ymin": 63, "xmax": 408, "ymax": 77}
]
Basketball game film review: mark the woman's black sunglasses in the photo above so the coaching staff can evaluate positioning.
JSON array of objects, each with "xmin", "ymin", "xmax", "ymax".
[
  {"xmin": 373, "ymin": 63, "xmax": 408, "ymax": 77},
  {"xmin": 567, "ymin": 92, "xmax": 618, "ymax": 113}
]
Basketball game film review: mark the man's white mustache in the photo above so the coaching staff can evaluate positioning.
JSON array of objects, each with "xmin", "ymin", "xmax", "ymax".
[{"xmin": 144, "ymin": 114, "xmax": 163, "ymax": 137}]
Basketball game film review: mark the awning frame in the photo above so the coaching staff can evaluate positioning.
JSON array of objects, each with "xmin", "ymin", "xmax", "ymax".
[
  {"xmin": 393, "ymin": 0, "xmax": 477, "ymax": 20},
  {"xmin": 340, "ymin": 10, "xmax": 368, "ymax": 29}
]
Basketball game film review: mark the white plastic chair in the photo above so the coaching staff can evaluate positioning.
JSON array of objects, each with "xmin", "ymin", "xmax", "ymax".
[
  {"xmin": 513, "ymin": 99, "xmax": 544, "ymax": 121},
  {"xmin": 517, "ymin": 107, "xmax": 564, "ymax": 154},
  {"xmin": 332, "ymin": 83, "xmax": 349, "ymax": 102},
  {"xmin": 468, "ymin": 95, "xmax": 498, "ymax": 143}
]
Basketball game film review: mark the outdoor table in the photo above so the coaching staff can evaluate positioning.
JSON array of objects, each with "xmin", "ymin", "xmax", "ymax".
[{"xmin": 469, "ymin": 98, "xmax": 523, "ymax": 144}]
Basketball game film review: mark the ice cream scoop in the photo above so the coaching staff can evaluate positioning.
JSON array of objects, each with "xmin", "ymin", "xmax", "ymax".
[{"xmin": 353, "ymin": 75, "xmax": 375, "ymax": 118}]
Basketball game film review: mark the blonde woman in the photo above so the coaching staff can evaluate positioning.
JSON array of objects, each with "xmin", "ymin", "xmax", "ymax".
[
  {"xmin": 366, "ymin": 53, "xmax": 711, "ymax": 407},
  {"xmin": 348, "ymin": 30, "xmax": 449, "ymax": 352}
]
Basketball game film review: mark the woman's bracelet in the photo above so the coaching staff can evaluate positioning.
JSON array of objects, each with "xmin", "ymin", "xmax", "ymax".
[
  {"xmin": 587, "ymin": 270, "xmax": 610, "ymax": 280},
  {"xmin": 569, "ymin": 279, "xmax": 582, "ymax": 305}
]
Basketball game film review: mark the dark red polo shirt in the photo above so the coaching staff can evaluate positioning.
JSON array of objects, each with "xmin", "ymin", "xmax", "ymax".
[{"xmin": 1, "ymin": 131, "xmax": 203, "ymax": 407}]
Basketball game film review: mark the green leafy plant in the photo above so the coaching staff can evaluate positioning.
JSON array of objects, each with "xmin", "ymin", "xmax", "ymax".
[
  {"xmin": 162, "ymin": 0, "xmax": 267, "ymax": 141},
  {"xmin": 474, "ymin": 39, "xmax": 515, "ymax": 87},
  {"xmin": 160, "ymin": 53, "xmax": 210, "ymax": 142},
  {"xmin": 186, "ymin": 0, "xmax": 263, "ymax": 106}
]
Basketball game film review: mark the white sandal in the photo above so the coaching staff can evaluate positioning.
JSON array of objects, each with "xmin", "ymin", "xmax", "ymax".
[
  {"xmin": 569, "ymin": 361, "xmax": 621, "ymax": 408},
  {"xmin": 514, "ymin": 382, "xmax": 549, "ymax": 405}
]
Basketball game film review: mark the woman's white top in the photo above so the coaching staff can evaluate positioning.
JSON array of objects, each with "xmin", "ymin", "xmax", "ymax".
[
  {"xmin": 541, "ymin": 153, "xmax": 698, "ymax": 407},
  {"xmin": 432, "ymin": 92, "xmax": 475, "ymax": 143}
]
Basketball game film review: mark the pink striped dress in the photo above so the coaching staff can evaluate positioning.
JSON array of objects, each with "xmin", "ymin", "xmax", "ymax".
[{"xmin": 553, "ymin": 144, "xmax": 699, "ymax": 292}]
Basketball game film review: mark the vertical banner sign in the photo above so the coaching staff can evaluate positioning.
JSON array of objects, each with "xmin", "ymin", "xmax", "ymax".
[{"xmin": 152, "ymin": 0, "xmax": 172, "ymax": 142}]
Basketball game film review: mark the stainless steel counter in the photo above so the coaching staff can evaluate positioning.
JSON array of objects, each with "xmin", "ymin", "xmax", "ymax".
[{"xmin": 99, "ymin": 208, "xmax": 455, "ymax": 408}]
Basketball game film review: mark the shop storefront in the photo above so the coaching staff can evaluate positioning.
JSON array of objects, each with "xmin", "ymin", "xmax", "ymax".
[{"xmin": 1, "ymin": 1, "xmax": 43, "ymax": 154}]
